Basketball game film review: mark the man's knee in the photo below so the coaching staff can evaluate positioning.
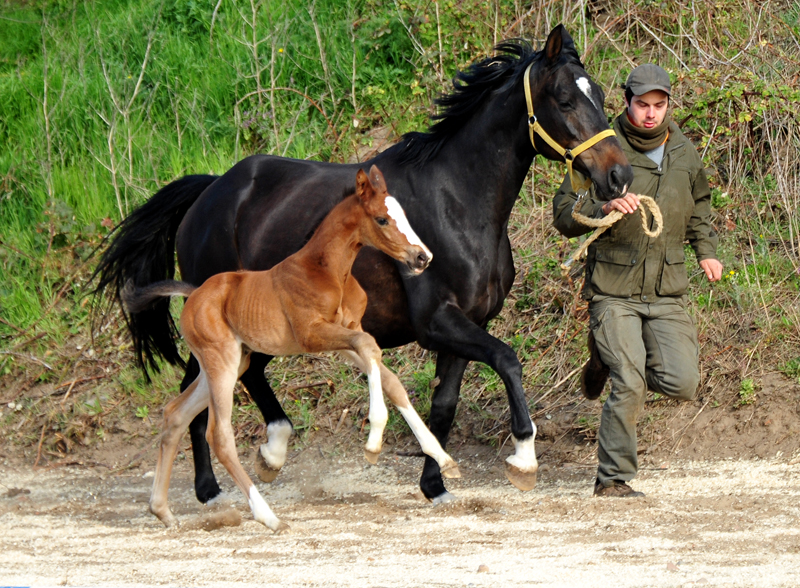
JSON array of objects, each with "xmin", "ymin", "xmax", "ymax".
[{"xmin": 650, "ymin": 368, "xmax": 699, "ymax": 401}]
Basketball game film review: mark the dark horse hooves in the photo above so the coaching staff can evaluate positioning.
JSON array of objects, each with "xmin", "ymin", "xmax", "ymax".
[
  {"xmin": 254, "ymin": 451, "xmax": 282, "ymax": 483},
  {"xmin": 195, "ymin": 476, "xmax": 222, "ymax": 504},
  {"xmin": 505, "ymin": 462, "xmax": 537, "ymax": 491}
]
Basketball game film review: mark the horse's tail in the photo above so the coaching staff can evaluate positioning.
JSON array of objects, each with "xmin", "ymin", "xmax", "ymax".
[
  {"xmin": 121, "ymin": 279, "xmax": 197, "ymax": 314},
  {"xmin": 90, "ymin": 174, "xmax": 218, "ymax": 377}
]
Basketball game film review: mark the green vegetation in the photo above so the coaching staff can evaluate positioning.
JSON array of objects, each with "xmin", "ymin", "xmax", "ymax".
[{"xmin": 2, "ymin": 0, "xmax": 799, "ymax": 461}]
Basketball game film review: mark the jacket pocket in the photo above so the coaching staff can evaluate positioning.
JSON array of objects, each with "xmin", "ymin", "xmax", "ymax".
[
  {"xmin": 590, "ymin": 248, "xmax": 639, "ymax": 298},
  {"xmin": 657, "ymin": 247, "xmax": 689, "ymax": 296}
]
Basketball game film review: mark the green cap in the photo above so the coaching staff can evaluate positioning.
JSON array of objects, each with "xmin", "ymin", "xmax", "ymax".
[{"xmin": 625, "ymin": 64, "xmax": 671, "ymax": 97}]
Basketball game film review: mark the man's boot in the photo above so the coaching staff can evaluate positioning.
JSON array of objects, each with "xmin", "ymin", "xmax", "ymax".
[{"xmin": 580, "ymin": 331, "xmax": 609, "ymax": 400}]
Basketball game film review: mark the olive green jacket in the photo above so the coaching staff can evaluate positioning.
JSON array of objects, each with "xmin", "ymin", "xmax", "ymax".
[{"xmin": 553, "ymin": 115, "xmax": 719, "ymax": 300}]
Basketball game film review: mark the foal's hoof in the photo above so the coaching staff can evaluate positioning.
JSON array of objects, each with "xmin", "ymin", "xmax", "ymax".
[
  {"xmin": 505, "ymin": 462, "xmax": 537, "ymax": 491},
  {"xmin": 255, "ymin": 450, "xmax": 281, "ymax": 483},
  {"xmin": 150, "ymin": 505, "xmax": 178, "ymax": 528},
  {"xmin": 431, "ymin": 491, "xmax": 457, "ymax": 506},
  {"xmin": 271, "ymin": 520, "xmax": 291, "ymax": 535},
  {"xmin": 440, "ymin": 462, "xmax": 461, "ymax": 479},
  {"xmin": 364, "ymin": 449, "xmax": 381, "ymax": 465}
]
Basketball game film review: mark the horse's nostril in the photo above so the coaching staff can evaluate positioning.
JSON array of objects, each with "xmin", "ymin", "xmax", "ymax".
[{"xmin": 417, "ymin": 252, "xmax": 430, "ymax": 268}]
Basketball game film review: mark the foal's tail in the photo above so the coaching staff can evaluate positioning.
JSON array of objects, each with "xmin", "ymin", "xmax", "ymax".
[
  {"xmin": 90, "ymin": 174, "xmax": 218, "ymax": 378},
  {"xmin": 121, "ymin": 280, "xmax": 197, "ymax": 314}
]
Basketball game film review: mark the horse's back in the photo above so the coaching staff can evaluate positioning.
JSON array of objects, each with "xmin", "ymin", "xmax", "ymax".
[{"xmin": 176, "ymin": 155, "xmax": 362, "ymax": 285}]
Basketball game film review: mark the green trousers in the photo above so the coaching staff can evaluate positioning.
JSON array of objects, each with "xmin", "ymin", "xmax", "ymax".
[{"xmin": 589, "ymin": 296, "xmax": 700, "ymax": 487}]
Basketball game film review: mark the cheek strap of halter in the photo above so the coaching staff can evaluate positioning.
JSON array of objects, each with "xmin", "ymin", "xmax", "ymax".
[{"xmin": 523, "ymin": 63, "xmax": 617, "ymax": 193}]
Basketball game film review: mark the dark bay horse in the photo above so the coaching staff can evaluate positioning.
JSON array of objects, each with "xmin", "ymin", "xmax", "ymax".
[
  {"xmin": 123, "ymin": 166, "xmax": 456, "ymax": 532},
  {"xmin": 93, "ymin": 25, "xmax": 633, "ymax": 505}
]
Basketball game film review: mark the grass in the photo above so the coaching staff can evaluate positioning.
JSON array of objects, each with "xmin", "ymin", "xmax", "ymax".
[{"xmin": 1, "ymin": 0, "xmax": 800, "ymax": 463}]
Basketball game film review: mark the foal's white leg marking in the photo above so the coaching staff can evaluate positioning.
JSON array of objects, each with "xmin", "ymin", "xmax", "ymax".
[
  {"xmin": 505, "ymin": 419, "xmax": 539, "ymax": 473},
  {"xmin": 259, "ymin": 420, "xmax": 293, "ymax": 470},
  {"xmin": 248, "ymin": 485, "xmax": 283, "ymax": 531},
  {"xmin": 396, "ymin": 404, "xmax": 453, "ymax": 471},
  {"xmin": 384, "ymin": 196, "xmax": 433, "ymax": 261},
  {"xmin": 364, "ymin": 359, "xmax": 388, "ymax": 456},
  {"xmin": 575, "ymin": 77, "xmax": 598, "ymax": 110}
]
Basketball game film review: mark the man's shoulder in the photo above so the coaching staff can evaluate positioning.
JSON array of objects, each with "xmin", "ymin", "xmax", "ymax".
[{"xmin": 667, "ymin": 122, "xmax": 703, "ymax": 168}]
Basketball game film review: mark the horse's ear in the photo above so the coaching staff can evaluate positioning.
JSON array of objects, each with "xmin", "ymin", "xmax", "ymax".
[
  {"xmin": 368, "ymin": 165, "xmax": 387, "ymax": 194},
  {"xmin": 545, "ymin": 24, "xmax": 577, "ymax": 65},
  {"xmin": 355, "ymin": 168, "xmax": 373, "ymax": 204}
]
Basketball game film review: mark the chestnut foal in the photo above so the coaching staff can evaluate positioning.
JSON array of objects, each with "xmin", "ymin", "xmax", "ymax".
[{"xmin": 124, "ymin": 166, "xmax": 460, "ymax": 532}]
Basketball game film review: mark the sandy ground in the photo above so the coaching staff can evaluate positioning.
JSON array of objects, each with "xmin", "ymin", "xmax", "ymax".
[{"xmin": 1, "ymin": 444, "xmax": 800, "ymax": 588}]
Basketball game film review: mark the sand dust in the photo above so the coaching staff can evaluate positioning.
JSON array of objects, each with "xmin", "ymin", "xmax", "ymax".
[{"xmin": 2, "ymin": 443, "xmax": 800, "ymax": 588}]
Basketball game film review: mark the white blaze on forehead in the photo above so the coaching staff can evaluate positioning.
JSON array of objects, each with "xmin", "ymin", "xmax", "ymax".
[
  {"xmin": 384, "ymin": 196, "xmax": 433, "ymax": 259},
  {"xmin": 576, "ymin": 76, "xmax": 598, "ymax": 110}
]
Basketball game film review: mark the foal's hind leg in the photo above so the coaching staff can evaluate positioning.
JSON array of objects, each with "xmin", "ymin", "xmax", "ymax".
[
  {"xmin": 339, "ymin": 351, "xmax": 459, "ymax": 478},
  {"xmin": 150, "ymin": 374, "xmax": 210, "ymax": 527},
  {"xmin": 203, "ymin": 345, "xmax": 288, "ymax": 533}
]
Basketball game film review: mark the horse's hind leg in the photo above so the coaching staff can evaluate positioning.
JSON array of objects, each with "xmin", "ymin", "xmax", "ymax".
[
  {"xmin": 184, "ymin": 355, "xmax": 223, "ymax": 504},
  {"xmin": 240, "ymin": 353, "xmax": 294, "ymax": 483},
  {"xmin": 204, "ymin": 346, "xmax": 288, "ymax": 533},
  {"xmin": 150, "ymin": 373, "xmax": 210, "ymax": 527}
]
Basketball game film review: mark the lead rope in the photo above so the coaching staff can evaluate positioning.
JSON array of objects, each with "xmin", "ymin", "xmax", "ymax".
[{"xmin": 560, "ymin": 194, "xmax": 664, "ymax": 277}]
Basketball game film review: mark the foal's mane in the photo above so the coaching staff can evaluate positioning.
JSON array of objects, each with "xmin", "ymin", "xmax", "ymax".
[{"xmin": 396, "ymin": 38, "xmax": 582, "ymax": 166}]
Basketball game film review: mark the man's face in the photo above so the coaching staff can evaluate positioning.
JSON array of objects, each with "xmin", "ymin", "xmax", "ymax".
[{"xmin": 625, "ymin": 90, "xmax": 669, "ymax": 128}]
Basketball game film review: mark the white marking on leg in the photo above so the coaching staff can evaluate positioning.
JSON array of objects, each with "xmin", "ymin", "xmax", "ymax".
[
  {"xmin": 575, "ymin": 77, "xmax": 598, "ymax": 110},
  {"xmin": 248, "ymin": 485, "xmax": 282, "ymax": 530},
  {"xmin": 505, "ymin": 420, "xmax": 539, "ymax": 473},
  {"xmin": 396, "ymin": 404, "xmax": 453, "ymax": 470},
  {"xmin": 364, "ymin": 359, "xmax": 388, "ymax": 455},
  {"xmin": 259, "ymin": 420, "xmax": 293, "ymax": 470},
  {"xmin": 384, "ymin": 196, "xmax": 433, "ymax": 260}
]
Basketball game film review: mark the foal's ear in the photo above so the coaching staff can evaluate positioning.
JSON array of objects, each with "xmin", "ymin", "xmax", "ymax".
[
  {"xmin": 368, "ymin": 165, "xmax": 388, "ymax": 194},
  {"xmin": 355, "ymin": 168, "xmax": 374, "ymax": 204},
  {"xmin": 545, "ymin": 24, "xmax": 576, "ymax": 65}
]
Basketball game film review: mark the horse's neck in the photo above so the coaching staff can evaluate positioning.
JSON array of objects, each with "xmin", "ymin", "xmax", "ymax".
[{"xmin": 297, "ymin": 195, "xmax": 363, "ymax": 283}]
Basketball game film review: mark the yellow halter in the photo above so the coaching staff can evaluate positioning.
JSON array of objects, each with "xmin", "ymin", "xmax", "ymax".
[{"xmin": 523, "ymin": 63, "xmax": 617, "ymax": 192}]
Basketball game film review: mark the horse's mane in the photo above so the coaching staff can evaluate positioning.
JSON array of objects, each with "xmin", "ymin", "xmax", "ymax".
[{"xmin": 395, "ymin": 38, "xmax": 582, "ymax": 166}]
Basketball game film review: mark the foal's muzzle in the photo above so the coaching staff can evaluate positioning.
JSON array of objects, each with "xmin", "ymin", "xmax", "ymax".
[{"xmin": 407, "ymin": 250, "xmax": 432, "ymax": 274}]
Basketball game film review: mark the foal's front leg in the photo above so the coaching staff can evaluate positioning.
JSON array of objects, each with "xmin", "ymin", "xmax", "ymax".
[
  {"xmin": 339, "ymin": 350, "xmax": 460, "ymax": 478},
  {"xmin": 299, "ymin": 323, "xmax": 387, "ymax": 462}
]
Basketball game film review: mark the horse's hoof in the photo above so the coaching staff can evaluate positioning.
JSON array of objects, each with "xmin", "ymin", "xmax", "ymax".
[
  {"xmin": 440, "ymin": 463, "xmax": 461, "ymax": 479},
  {"xmin": 431, "ymin": 491, "xmax": 457, "ymax": 506},
  {"xmin": 505, "ymin": 462, "xmax": 537, "ymax": 491},
  {"xmin": 272, "ymin": 520, "xmax": 291, "ymax": 535},
  {"xmin": 364, "ymin": 449, "xmax": 380, "ymax": 465},
  {"xmin": 255, "ymin": 451, "xmax": 281, "ymax": 483}
]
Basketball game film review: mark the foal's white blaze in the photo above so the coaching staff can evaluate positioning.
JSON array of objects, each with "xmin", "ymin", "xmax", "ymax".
[
  {"xmin": 259, "ymin": 420, "xmax": 293, "ymax": 470},
  {"xmin": 505, "ymin": 420, "xmax": 539, "ymax": 473},
  {"xmin": 384, "ymin": 196, "xmax": 433, "ymax": 263},
  {"xmin": 575, "ymin": 77, "xmax": 598, "ymax": 110},
  {"xmin": 248, "ymin": 485, "xmax": 282, "ymax": 530},
  {"xmin": 365, "ymin": 359, "xmax": 388, "ymax": 454}
]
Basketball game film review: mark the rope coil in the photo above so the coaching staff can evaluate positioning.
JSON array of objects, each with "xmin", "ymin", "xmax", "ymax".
[{"xmin": 560, "ymin": 194, "xmax": 663, "ymax": 276}]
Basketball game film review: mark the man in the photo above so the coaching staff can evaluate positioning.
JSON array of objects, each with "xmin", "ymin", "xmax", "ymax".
[{"xmin": 552, "ymin": 64, "xmax": 723, "ymax": 497}]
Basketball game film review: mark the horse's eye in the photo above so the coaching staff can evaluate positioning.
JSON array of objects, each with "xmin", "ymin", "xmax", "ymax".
[
  {"xmin": 376, "ymin": 217, "xmax": 389, "ymax": 226},
  {"xmin": 559, "ymin": 101, "xmax": 574, "ymax": 110}
]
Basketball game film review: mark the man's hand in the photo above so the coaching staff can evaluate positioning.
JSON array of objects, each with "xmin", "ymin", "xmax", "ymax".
[
  {"xmin": 699, "ymin": 258, "xmax": 723, "ymax": 282},
  {"xmin": 601, "ymin": 192, "xmax": 641, "ymax": 215}
]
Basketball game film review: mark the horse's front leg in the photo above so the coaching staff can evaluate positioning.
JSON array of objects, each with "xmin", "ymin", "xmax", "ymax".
[
  {"xmin": 239, "ymin": 353, "xmax": 294, "ymax": 484},
  {"xmin": 421, "ymin": 302, "xmax": 538, "ymax": 494}
]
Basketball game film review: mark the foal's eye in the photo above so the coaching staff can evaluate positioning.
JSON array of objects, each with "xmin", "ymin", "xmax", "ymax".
[{"xmin": 375, "ymin": 217, "xmax": 389, "ymax": 226}]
